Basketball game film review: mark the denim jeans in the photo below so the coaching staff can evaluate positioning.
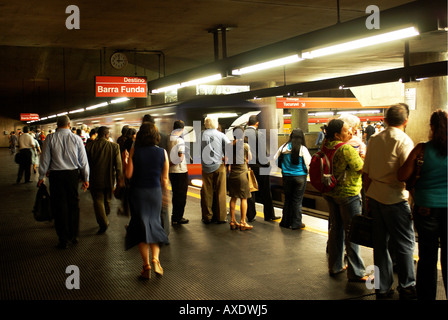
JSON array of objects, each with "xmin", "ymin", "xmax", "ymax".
[
  {"xmin": 368, "ymin": 198, "xmax": 416, "ymax": 293},
  {"xmin": 280, "ymin": 175, "xmax": 307, "ymax": 229},
  {"xmin": 323, "ymin": 194, "xmax": 366, "ymax": 279}
]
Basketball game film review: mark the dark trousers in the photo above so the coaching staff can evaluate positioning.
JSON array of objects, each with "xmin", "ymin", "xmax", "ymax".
[
  {"xmin": 16, "ymin": 149, "xmax": 32, "ymax": 183},
  {"xmin": 169, "ymin": 172, "xmax": 189, "ymax": 222},
  {"xmin": 246, "ymin": 166, "xmax": 275, "ymax": 221},
  {"xmin": 90, "ymin": 188, "xmax": 112, "ymax": 229},
  {"xmin": 49, "ymin": 170, "xmax": 80, "ymax": 244},
  {"xmin": 414, "ymin": 207, "xmax": 448, "ymax": 300}
]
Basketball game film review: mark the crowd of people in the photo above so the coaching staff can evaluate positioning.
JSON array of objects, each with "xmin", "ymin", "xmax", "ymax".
[{"xmin": 11, "ymin": 104, "xmax": 447, "ymax": 299}]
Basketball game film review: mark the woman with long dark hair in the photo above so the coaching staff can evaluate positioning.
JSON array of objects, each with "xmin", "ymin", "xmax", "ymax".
[
  {"xmin": 398, "ymin": 109, "xmax": 447, "ymax": 300},
  {"xmin": 275, "ymin": 128, "xmax": 311, "ymax": 229},
  {"xmin": 125, "ymin": 122, "xmax": 169, "ymax": 279}
]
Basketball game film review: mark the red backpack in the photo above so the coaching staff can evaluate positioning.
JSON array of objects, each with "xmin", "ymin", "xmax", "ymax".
[{"xmin": 309, "ymin": 142, "xmax": 346, "ymax": 193}]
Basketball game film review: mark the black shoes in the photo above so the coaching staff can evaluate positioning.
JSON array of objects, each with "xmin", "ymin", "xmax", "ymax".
[
  {"xmin": 375, "ymin": 286, "xmax": 417, "ymax": 300},
  {"xmin": 265, "ymin": 216, "xmax": 281, "ymax": 221},
  {"xmin": 376, "ymin": 288, "xmax": 395, "ymax": 299},
  {"xmin": 97, "ymin": 223, "xmax": 109, "ymax": 234},
  {"xmin": 56, "ymin": 237, "xmax": 79, "ymax": 249},
  {"xmin": 398, "ymin": 285, "xmax": 417, "ymax": 300},
  {"xmin": 172, "ymin": 218, "xmax": 189, "ymax": 226}
]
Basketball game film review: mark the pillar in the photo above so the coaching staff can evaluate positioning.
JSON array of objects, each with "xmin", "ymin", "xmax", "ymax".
[
  {"xmin": 290, "ymin": 109, "xmax": 309, "ymax": 133},
  {"xmin": 406, "ymin": 52, "xmax": 448, "ymax": 144}
]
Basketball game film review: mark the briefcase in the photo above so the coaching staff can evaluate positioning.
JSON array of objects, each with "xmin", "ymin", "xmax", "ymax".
[
  {"xmin": 349, "ymin": 214, "xmax": 373, "ymax": 248},
  {"xmin": 33, "ymin": 184, "xmax": 52, "ymax": 222}
]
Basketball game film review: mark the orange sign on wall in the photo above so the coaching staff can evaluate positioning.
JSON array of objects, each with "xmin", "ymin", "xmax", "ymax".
[
  {"xmin": 276, "ymin": 97, "xmax": 363, "ymax": 109},
  {"xmin": 95, "ymin": 76, "xmax": 147, "ymax": 98}
]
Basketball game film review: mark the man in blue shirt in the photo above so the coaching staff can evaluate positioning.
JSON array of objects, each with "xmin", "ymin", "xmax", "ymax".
[{"xmin": 38, "ymin": 115, "xmax": 90, "ymax": 249}]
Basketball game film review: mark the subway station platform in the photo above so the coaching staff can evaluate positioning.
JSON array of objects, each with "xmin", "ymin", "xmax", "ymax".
[{"xmin": 0, "ymin": 148, "xmax": 446, "ymax": 315}]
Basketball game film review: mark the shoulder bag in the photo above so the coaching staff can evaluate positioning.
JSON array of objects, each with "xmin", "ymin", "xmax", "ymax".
[{"xmin": 248, "ymin": 168, "xmax": 259, "ymax": 192}]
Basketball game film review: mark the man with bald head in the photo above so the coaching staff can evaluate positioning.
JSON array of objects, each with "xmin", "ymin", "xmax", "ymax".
[{"xmin": 38, "ymin": 115, "xmax": 90, "ymax": 249}]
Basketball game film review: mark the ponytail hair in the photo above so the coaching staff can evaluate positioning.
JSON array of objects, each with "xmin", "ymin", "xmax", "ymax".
[
  {"xmin": 430, "ymin": 109, "xmax": 447, "ymax": 157},
  {"xmin": 288, "ymin": 128, "xmax": 306, "ymax": 165}
]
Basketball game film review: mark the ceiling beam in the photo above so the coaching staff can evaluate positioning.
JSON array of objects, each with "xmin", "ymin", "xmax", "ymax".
[{"xmin": 147, "ymin": 0, "xmax": 446, "ymax": 91}]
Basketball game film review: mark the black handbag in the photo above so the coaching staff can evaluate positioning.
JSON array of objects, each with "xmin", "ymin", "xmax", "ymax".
[
  {"xmin": 14, "ymin": 151, "xmax": 23, "ymax": 164},
  {"xmin": 349, "ymin": 214, "xmax": 373, "ymax": 248},
  {"xmin": 33, "ymin": 184, "xmax": 52, "ymax": 222},
  {"xmin": 405, "ymin": 143, "xmax": 426, "ymax": 192}
]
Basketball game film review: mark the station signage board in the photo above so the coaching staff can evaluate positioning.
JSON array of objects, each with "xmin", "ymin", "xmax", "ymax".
[
  {"xmin": 95, "ymin": 76, "xmax": 147, "ymax": 98},
  {"xmin": 20, "ymin": 113, "xmax": 39, "ymax": 121},
  {"xmin": 276, "ymin": 97, "xmax": 362, "ymax": 109}
]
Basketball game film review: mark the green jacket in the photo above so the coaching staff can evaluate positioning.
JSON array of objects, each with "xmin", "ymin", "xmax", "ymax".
[
  {"xmin": 86, "ymin": 137, "xmax": 123, "ymax": 190},
  {"xmin": 324, "ymin": 140, "xmax": 364, "ymax": 198}
]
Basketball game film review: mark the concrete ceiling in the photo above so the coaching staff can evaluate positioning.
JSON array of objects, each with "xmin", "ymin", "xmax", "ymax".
[{"xmin": 0, "ymin": 0, "xmax": 446, "ymax": 120}]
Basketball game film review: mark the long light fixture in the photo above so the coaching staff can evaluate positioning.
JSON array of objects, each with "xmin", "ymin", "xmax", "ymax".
[
  {"xmin": 110, "ymin": 97, "xmax": 130, "ymax": 104},
  {"xmin": 232, "ymin": 54, "xmax": 302, "ymax": 75},
  {"xmin": 302, "ymin": 26, "xmax": 419, "ymax": 59},
  {"xmin": 69, "ymin": 108, "xmax": 85, "ymax": 114},
  {"xmin": 86, "ymin": 101, "xmax": 108, "ymax": 111},
  {"xmin": 152, "ymin": 74, "xmax": 222, "ymax": 93}
]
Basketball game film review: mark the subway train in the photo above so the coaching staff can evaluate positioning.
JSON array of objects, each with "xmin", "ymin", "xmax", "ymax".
[{"xmin": 36, "ymin": 96, "xmax": 330, "ymax": 219}]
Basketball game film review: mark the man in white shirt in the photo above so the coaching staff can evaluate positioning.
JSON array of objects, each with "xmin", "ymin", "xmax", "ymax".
[
  {"xmin": 363, "ymin": 103, "xmax": 416, "ymax": 299},
  {"xmin": 38, "ymin": 115, "xmax": 89, "ymax": 249},
  {"xmin": 16, "ymin": 126, "xmax": 36, "ymax": 184},
  {"xmin": 168, "ymin": 120, "xmax": 189, "ymax": 225}
]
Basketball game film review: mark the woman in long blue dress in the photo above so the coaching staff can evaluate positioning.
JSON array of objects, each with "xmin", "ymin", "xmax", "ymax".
[{"xmin": 125, "ymin": 122, "xmax": 169, "ymax": 279}]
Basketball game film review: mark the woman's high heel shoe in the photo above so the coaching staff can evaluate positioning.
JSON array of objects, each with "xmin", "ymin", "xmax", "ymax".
[
  {"xmin": 152, "ymin": 258, "xmax": 164, "ymax": 276},
  {"xmin": 230, "ymin": 220, "xmax": 240, "ymax": 230},
  {"xmin": 140, "ymin": 264, "xmax": 151, "ymax": 279},
  {"xmin": 239, "ymin": 222, "xmax": 253, "ymax": 231}
]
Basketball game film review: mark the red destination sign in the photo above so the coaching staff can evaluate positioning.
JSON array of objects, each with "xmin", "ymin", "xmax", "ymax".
[
  {"xmin": 21, "ymin": 113, "xmax": 39, "ymax": 121},
  {"xmin": 95, "ymin": 76, "xmax": 147, "ymax": 98}
]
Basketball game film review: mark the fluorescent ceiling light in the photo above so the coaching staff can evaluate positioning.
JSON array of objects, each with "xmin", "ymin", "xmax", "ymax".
[
  {"xmin": 57, "ymin": 112, "xmax": 68, "ymax": 116},
  {"xmin": 337, "ymin": 110, "xmax": 381, "ymax": 115},
  {"xmin": 69, "ymin": 108, "xmax": 85, "ymax": 114},
  {"xmin": 152, "ymin": 84, "xmax": 181, "ymax": 94},
  {"xmin": 152, "ymin": 74, "xmax": 222, "ymax": 93},
  {"xmin": 181, "ymin": 74, "xmax": 222, "ymax": 87},
  {"xmin": 302, "ymin": 26, "xmax": 419, "ymax": 59},
  {"xmin": 207, "ymin": 112, "xmax": 238, "ymax": 118},
  {"xmin": 110, "ymin": 97, "xmax": 130, "ymax": 104},
  {"xmin": 86, "ymin": 102, "xmax": 108, "ymax": 110},
  {"xmin": 232, "ymin": 54, "xmax": 302, "ymax": 75}
]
